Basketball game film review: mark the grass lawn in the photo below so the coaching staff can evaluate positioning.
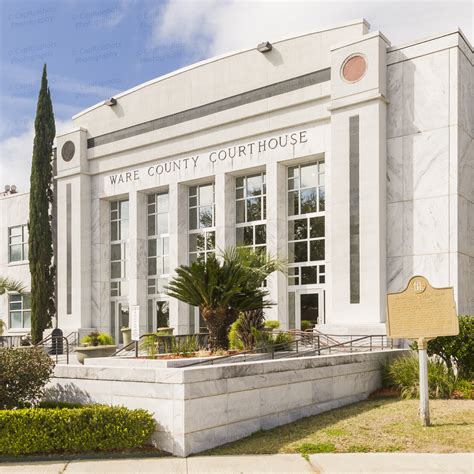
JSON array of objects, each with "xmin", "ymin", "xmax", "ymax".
[{"xmin": 205, "ymin": 398, "xmax": 474, "ymax": 455}]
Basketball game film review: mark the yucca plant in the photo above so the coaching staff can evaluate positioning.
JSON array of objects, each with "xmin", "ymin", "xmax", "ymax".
[
  {"xmin": 166, "ymin": 247, "xmax": 284, "ymax": 350},
  {"xmin": 0, "ymin": 276, "xmax": 26, "ymax": 295}
]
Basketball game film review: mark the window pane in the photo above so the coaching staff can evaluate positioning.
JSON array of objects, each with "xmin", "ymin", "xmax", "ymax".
[
  {"xmin": 157, "ymin": 213, "xmax": 168, "ymax": 235},
  {"xmin": 189, "ymin": 186, "xmax": 197, "ymax": 197},
  {"xmin": 111, "ymin": 243, "xmax": 122, "ymax": 261},
  {"xmin": 288, "ymin": 242, "xmax": 308, "ymax": 263},
  {"xmin": 302, "ymin": 266, "xmax": 317, "ymax": 284},
  {"xmin": 23, "ymin": 311, "xmax": 31, "ymax": 328},
  {"xmin": 189, "ymin": 196, "xmax": 197, "ymax": 207},
  {"xmin": 319, "ymin": 186, "xmax": 325, "ymax": 211},
  {"xmin": 10, "ymin": 294, "xmax": 21, "ymax": 302},
  {"xmin": 111, "ymin": 262, "xmax": 122, "ymax": 278},
  {"xmin": 310, "ymin": 216, "xmax": 325, "ymax": 238},
  {"xmin": 288, "ymin": 219, "xmax": 307, "ymax": 241},
  {"xmin": 189, "ymin": 234, "xmax": 197, "ymax": 252},
  {"xmin": 10, "ymin": 312, "xmax": 22, "ymax": 328},
  {"xmin": 236, "ymin": 200, "xmax": 245, "ymax": 224},
  {"xmin": 162, "ymin": 257, "xmax": 169, "ymax": 275},
  {"xmin": 23, "ymin": 295, "xmax": 31, "ymax": 309},
  {"xmin": 157, "ymin": 193, "xmax": 168, "ymax": 211},
  {"xmin": 111, "ymin": 221, "xmax": 119, "ymax": 241},
  {"xmin": 10, "ymin": 302, "xmax": 21, "ymax": 311},
  {"xmin": 9, "ymin": 245, "xmax": 22, "ymax": 262},
  {"xmin": 246, "ymin": 198, "xmax": 261, "ymax": 221},
  {"xmin": 189, "ymin": 208, "xmax": 197, "ymax": 230},
  {"xmin": 246, "ymin": 175, "xmax": 262, "ymax": 196},
  {"xmin": 148, "ymin": 239, "xmax": 157, "ymax": 257},
  {"xmin": 121, "ymin": 220, "xmax": 129, "ymax": 240},
  {"xmin": 120, "ymin": 201, "xmax": 129, "ymax": 220},
  {"xmin": 10, "ymin": 235, "xmax": 22, "ymax": 245},
  {"xmin": 206, "ymin": 232, "xmax": 215, "ymax": 250},
  {"xmin": 147, "ymin": 194, "xmax": 155, "ymax": 204},
  {"xmin": 288, "ymin": 191, "xmax": 299, "ymax": 216},
  {"xmin": 148, "ymin": 257, "xmax": 157, "ymax": 276},
  {"xmin": 236, "ymin": 227, "xmax": 244, "ymax": 245},
  {"xmin": 199, "ymin": 206, "xmax": 213, "ymax": 228},
  {"xmin": 243, "ymin": 226, "xmax": 253, "ymax": 246},
  {"xmin": 255, "ymin": 224, "xmax": 266, "ymax": 244},
  {"xmin": 236, "ymin": 188, "xmax": 244, "ymax": 199},
  {"xmin": 300, "ymin": 188, "xmax": 317, "ymax": 214},
  {"xmin": 196, "ymin": 233, "xmax": 206, "ymax": 252},
  {"xmin": 111, "ymin": 201, "xmax": 118, "ymax": 211},
  {"xmin": 300, "ymin": 164, "xmax": 317, "ymax": 188},
  {"xmin": 236, "ymin": 177, "xmax": 244, "ymax": 188},
  {"xmin": 189, "ymin": 253, "xmax": 197, "ymax": 264},
  {"xmin": 23, "ymin": 245, "xmax": 28, "ymax": 260},
  {"xmin": 310, "ymin": 240, "xmax": 325, "ymax": 261},
  {"xmin": 163, "ymin": 237, "xmax": 169, "ymax": 256},
  {"xmin": 9, "ymin": 226, "xmax": 22, "ymax": 237},
  {"xmin": 199, "ymin": 185, "xmax": 213, "ymax": 206}
]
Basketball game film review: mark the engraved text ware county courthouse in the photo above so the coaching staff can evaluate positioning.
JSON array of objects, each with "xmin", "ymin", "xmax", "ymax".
[{"xmin": 3, "ymin": 19, "xmax": 473, "ymax": 339}]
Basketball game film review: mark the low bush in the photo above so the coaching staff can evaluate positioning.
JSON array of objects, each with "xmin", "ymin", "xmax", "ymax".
[
  {"xmin": 229, "ymin": 310, "xmax": 265, "ymax": 350},
  {"xmin": 0, "ymin": 347, "xmax": 55, "ymax": 409},
  {"xmin": 301, "ymin": 320, "xmax": 313, "ymax": 331},
  {"xmin": 264, "ymin": 320, "xmax": 280, "ymax": 329},
  {"xmin": 0, "ymin": 405, "xmax": 155, "ymax": 456},
  {"xmin": 80, "ymin": 331, "xmax": 114, "ymax": 347},
  {"xmin": 383, "ymin": 353, "xmax": 472, "ymax": 399}
]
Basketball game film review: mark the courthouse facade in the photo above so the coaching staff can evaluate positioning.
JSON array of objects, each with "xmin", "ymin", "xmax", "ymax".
[{"xmin": 1, "ymin": 19, "xmax": 473, "ymax": 339}]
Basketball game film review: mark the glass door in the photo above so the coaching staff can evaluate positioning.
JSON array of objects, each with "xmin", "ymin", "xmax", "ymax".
[
  {"xmin": 147, "ymin": 298, "xmax": 170, "ymax": 332},
  {"xmin": 110, "ymin": 301, "xmax": 129, "ymax": 344},
  {"xmin": 296, "ymin": 289, "xmax": 324, "ymax": 330}
]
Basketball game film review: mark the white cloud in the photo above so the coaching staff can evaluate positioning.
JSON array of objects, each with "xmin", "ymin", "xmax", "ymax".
[
  {"xmin": 151, "ymin": 0, "xmax": 473, "ymax": 58},
  {"xmin": 0, "ymin": 119, "xmax": 72, "ymax": 194}
]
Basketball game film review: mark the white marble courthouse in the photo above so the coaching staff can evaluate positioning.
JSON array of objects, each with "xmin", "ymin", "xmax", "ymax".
[{"xmin": 1, "ymin": 18, "xmax": 473, "ymax": 339}]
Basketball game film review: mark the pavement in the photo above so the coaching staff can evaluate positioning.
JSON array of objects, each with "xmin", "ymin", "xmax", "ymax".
[{"xmin": 0, "ymin": 453, "xmax": 472, "ymax": 473}]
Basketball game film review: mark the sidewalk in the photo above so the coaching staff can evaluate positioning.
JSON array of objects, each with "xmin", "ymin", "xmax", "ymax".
[{"xmin": 0, "ymin": 453, "xmax": 472, "ymax": 473}]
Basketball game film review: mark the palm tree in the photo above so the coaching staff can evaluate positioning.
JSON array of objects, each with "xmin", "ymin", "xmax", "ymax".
[
  {"xmin": 0, "ymin": 276, "xmax": 26, "ymax": 295},
  {"xmin": 166, "ymin": 247, "xmax": 284, "ymax": 350}
]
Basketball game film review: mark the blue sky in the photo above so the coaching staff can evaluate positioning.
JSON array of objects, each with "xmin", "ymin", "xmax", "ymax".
[{"xmin": 0, "ymin": 0, "xmax": 472, "ymax": 192}]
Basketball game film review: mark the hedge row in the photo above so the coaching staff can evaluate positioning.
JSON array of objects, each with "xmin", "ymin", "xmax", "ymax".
[{"xmin": 0, "ymin": 405, "xmax": 155, "ymax": 456}]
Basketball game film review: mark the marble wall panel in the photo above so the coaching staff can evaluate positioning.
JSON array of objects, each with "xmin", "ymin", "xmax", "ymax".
[
  {"xmin": 403, "ymin": 196, "xmax": 449, "ymax": 255},
  {"xmin": 402, "ymin": 128, "xmax": 449, "ymax": 201},
  {"xmin": 402, "ymin": 253, "xmax": 450, "ymax": 288},
  {"xmin": 387, "ymin": 62, "xmax": 403, "ymax": 138},
  {"xmin": 387, "ymin": 137, "xmax": 403, "ymax": 203},
  {"xmin": 459, "ymin": 129, "xmax": 474, "ymax": 203},
  {"xmin": 401, "ymin": 50, "xmax": 449, "ymax": 136},
  {"xmin": 459, "ymin": 53, "xmax": 474, "ymax": 139},
  {"xmin": 387, "ymin": 202, "xmax": 403, "ymax": 257}
]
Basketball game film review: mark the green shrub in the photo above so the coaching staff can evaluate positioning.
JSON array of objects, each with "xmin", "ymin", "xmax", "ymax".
[
  {"xmin": 80, "ymin": 331, "xmax": 114, "ymax": 347},
  {"xmin": 229, "ymin": 310, "xmax": 265, "ymax": 350},
  {"xmin": 264, "ymin": 320, "xmax": 280, "ymax": 329},
  {"xmin": 37, "ymin": 400, "xmax": 84, "ymax": 409},
  {"xmin": 0, "ymin": 347, "xmax": 55, "ymax": 409},
  {"xmin": 301, "ymin": 320, "xmax": 313, "ymax": 331},
  {"xmin": 454, "ymin": 379, "xmax": 474, "ymax": 399},
  {"xmin": 426, "ymin": 315, "xmax": 473, "ymax": 379},
  {"xmin": 0, "ymin": 405, "xmax": 155, "ymax": 456},
  {"xmin": 385, "ymin": 353, "xmax": 457, "ymax": 399}
]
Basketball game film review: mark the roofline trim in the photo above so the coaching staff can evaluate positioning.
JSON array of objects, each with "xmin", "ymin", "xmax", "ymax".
[{"xmin": 72, "ymin": 18, "xmax": 368, "ymax": 120}]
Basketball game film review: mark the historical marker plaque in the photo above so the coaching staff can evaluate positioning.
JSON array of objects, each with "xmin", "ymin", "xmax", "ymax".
[{"xmin": 386, "ymin": 276, "xmax": 458, "ymax": 339}]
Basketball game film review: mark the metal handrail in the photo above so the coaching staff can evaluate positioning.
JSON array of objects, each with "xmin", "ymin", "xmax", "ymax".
[{"xmin": 112, "ymin": 332, "xmax": 209, "ymax": 358}]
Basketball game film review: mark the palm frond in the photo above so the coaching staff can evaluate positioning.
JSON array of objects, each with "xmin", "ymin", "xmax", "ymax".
[{"xmin": 0, "ymin": 276, "xmax": 26, "ymax": 295}]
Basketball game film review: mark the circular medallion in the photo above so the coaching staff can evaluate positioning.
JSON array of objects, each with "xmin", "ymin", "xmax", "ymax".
[
  {"xmin": 61, "ymin": 140, "xmax": 75, "ymax": 162},
  {"xmin": 412, "ymin": 278, "xmax": 427, "ymax": 294},
  {"xmin": 341, "ymin": 54, "xmax": 367, "ymax": 83}
]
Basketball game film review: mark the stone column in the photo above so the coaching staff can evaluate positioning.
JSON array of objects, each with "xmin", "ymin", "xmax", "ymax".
[
  {"xmin": 265, "ymin": 162, "xmax": 288, "ymax": 329},
  {"xmin": 214, "ymin": 172, "xmax": 236, "ymax": 253},
  {"xmin": 55, "ymin": 128, "xmax": 92, "ymax": 334},
  {"xmin": 128, "ymin": 190, "xmax": 148, "ymax": 335},
  {"xmin": 168, "ymin": 182, "xmax": 189, "ymax": 334}
]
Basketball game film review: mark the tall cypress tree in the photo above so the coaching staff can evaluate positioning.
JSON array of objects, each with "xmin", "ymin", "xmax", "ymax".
[{"xmin": 29, "ymin": 64, "xmax": 56, "ymax": 343}]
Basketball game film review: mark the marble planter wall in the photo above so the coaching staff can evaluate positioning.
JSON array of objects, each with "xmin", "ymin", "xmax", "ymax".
[
  {"xmin": 46, "ymin": 349, "xmax": 407, "ymax": 456},
  {"xmin": 386, "ymin": 32, "xmax": 474, "ymax": 315}
]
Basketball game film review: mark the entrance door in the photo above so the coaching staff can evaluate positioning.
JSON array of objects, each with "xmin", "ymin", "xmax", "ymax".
[
  {"xmin": 296, "ymin": 289, "xmax": 324, "ymax": 329},
  {"xmin": 110, "ymin": 301, "xmax": 129, "ymax": 344},
  {"xmin": 147, "ymin": 298, "xmax": 170, "ymax": 332}
]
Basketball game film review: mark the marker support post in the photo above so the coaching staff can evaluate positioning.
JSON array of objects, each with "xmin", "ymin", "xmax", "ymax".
[{"xmin": 418, "ymin": 337, "xmax": 430, "ymax": 427}]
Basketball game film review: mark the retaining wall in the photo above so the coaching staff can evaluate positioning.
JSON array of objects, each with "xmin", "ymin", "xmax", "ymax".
[{"xmin": 46, "ymin": 349, "xmax": 407, "ymax": 456}]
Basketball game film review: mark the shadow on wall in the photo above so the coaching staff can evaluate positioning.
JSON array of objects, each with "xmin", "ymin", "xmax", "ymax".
[{"xmin": 44, "ymin": 383, "xmax": 93, "ymax": 405}]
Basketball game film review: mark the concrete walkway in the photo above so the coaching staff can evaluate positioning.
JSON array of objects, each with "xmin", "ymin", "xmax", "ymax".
[{"xmin": 0, "ymin": 453, "xmax": 472, "ymax": 473}]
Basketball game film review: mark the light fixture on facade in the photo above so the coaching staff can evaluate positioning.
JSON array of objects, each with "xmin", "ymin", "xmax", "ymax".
[
  {"xmin": 257, "ymin": 41, "xmax": 272, "ymax": 53},
  {"xmin": 104, "ymin": 97, "xmax": 117, "ymax": 106}
]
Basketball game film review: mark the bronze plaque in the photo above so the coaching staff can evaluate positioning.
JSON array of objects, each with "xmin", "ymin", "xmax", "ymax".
[{"xmin": 386, "ymin": 276, "xmax": 459, "ymax": 339}]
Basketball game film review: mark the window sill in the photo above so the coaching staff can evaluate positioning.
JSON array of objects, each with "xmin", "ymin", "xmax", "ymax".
[{"xmin": 7, "ymin": 260, "xmax": 29, "ymax": 267}]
